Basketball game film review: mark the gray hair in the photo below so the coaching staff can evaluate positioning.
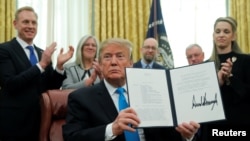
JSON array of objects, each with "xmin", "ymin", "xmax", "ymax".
[
  {"xmin": 186, "ymin": 43, "xmax": 203, "ymax": 51},
  {"xmin": 75, "ymin": 35, "xmax": 99, "ymax": 68}
]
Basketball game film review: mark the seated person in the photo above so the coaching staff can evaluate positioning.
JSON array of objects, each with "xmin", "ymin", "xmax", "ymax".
[{"xmin": 63, "ymin": 38, "xmax": 200, "ymax": 141}]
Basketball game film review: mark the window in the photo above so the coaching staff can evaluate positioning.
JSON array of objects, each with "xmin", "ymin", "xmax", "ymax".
[
  {"xmin": 161, "ymin": 0, "xmax": 227, "ymax": 67},
  {"xmin": 17, "ymin": 0, "xmax": 89, "ymax": 65}
]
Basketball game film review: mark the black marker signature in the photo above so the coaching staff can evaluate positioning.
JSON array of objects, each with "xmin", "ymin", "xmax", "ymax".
[{"xmin": 192, "ymin": 93, "xmax": 218, "ymax": 110}]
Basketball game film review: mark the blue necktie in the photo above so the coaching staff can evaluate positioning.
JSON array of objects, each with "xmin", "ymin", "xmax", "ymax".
[
  {"xmin": 145, "ymin": 64, "xmax": 150, "ymax": 69},
  {"xmin": 116, "ymin": 87, "xmax": 140, "ymax": 141},
  {"xmin": 26, "ymin": 46, "xmax": 38, "ymax": 66}
]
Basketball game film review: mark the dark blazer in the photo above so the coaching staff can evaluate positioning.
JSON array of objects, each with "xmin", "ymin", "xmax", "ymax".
[
  {"xmin": 133, "ymin": 59, "xmax": 166, "ymax": 69},
  {"xmin": 198, "ymin": 52, "xmax": 250, "ymax": 141},
  {"xmin": 63, "ymin": 80, "xmax": 183, "ymax": 141},
  {"xmin": 0, "ymin": 38, "xmax": 66, "ymax": 139}
]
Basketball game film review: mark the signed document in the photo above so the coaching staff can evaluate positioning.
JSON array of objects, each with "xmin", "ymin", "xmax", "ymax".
[{"xmin": 125, "ymin": 61, "xmax": 225, "ymax": 128}]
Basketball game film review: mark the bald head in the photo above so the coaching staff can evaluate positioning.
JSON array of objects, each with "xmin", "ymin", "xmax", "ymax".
[
  {"xmin": 141, "ymin": 38, "xmax": 158, "ymax": 64},
  {"xmin": 143, "ymin": 38, "xmax": 158, "ymax": 47}
]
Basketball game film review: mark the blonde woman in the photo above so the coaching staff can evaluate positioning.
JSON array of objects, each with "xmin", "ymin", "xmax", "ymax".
[
  {"xmin": 62, "ymin": 35, "xmax": 102, "ymax": 89},
  {"xmin": 198, "ymin": 17, "xmax": 250, "ymax": 141}
]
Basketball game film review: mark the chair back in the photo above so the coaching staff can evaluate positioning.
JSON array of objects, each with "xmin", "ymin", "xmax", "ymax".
[{"xmin": 39, "ymin": 89, "xmax": 75, "ymax": 141}]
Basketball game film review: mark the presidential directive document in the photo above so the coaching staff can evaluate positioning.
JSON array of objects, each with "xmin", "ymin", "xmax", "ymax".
[{"xmin": 125, "ymin": 61, "xmax": 225, "ymax": 127}]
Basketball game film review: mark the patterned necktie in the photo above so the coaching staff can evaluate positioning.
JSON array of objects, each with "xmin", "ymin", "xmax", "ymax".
[
  {"xmin": 145, "ymin": 64, "xmax": 150, "ymax": 69},
  {"xmin": 26, "ymin": 46, "xmax": 38, "ymax": 66},
  {"xmin": 116, "ymin": 87, "xmax": 140, "ymax": 141}
]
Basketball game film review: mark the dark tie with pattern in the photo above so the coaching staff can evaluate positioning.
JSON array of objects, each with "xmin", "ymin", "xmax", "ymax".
[
  {"xmin": 145, "ymin": 64, "xmax": 150, "ymax": 69},
  {"xmin": 26, "ymin": 46, "xmax": 38, "ymax": 66},
  {"xmin": 116, "ymin": 87, "xmax": 140, "ymax": 141}
]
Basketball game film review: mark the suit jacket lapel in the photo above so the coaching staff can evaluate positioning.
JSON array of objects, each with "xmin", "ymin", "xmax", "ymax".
[
  {"xmin": 34, "ymin": 45, "xmax": 43, "ymax": 61},
  {"xmin": 96, "ymin": 81, "xmax": 119, "ymax": 121},
  {"xmin": 133, "ymin": 60, "xmax": 143, "ymax": 68},
  {"xmin": 11, "ymin": 38, "xmax": 32, "ymax": 67},
  {"xmin": 152, "ymin": 62, "xmax": 159, "ymax": 69}
]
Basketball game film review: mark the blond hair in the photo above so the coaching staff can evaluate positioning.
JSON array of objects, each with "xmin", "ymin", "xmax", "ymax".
[
  {"xmin": 15, "ymin": 6, "xmax": 38, "ymax": 20},
  {"xmin": 98, "ymin": 38, "xmax": 133, "ymax": 61},
  {"xmin": 209, "ymin": 17, "xmax": 242, "ymax": 70}
]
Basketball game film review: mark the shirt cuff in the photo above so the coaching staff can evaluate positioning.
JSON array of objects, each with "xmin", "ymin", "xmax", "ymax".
[
  {"xmin": 55, "ymin": 67, "xmax": 65, "ymax": 75},
  {"xmin": 185, "ymin": 135, "xmax": 194, "ymax": 141},
  {"xmin": 105, "ymin": 123, "xmax": 116, "ymax": 140},
  {"xmin": 36, "ymin": 63, "xmax": 44, "ymax": 73}
]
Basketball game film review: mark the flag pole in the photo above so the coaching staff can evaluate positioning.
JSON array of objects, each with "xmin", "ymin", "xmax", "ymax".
[{"xmin": 153, "ymin": 0, "xmax": 157, "ymax": 38}]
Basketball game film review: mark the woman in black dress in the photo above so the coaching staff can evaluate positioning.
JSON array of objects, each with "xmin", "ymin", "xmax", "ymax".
[{"xmin": 199, "ymin": 16, "xmax": 250, "ymax": 141}]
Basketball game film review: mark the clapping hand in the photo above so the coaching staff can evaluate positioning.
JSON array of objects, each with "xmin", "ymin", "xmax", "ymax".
[
  {"xmin": 218, "ymin": 58, "xmax": 233, "ymax": 85},
  {"xmin": 57, "ymin": 45, "xmax": 74, "ymax": 70},
  {"xmin": 92, "ymin": 59, "xmax": 104, "ymax": 80},
  {"xmin": 40, "ymin": 42, "xmax": 57, "ymax": 69}
]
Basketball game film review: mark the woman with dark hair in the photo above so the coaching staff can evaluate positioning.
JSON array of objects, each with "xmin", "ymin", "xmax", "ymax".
[
  {"xmin": 62, "ymin": 35, "xmax": 102, "ymax": 89},
  {"xmin": 199, "ymin": 17, "xmax": 250, "ymax": 140}
]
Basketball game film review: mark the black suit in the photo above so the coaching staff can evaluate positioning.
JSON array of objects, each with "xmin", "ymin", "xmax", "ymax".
[
  {"xmin": 133, "ymin": 59, "xmax": 166, "ymax": 69},
  {"xmin": 0, "ymin": 38, "xmax": 66, "ymax": 140},
  {"xmin": 63, "ymin": 80, "xmax": 184, "ymax": 141}
]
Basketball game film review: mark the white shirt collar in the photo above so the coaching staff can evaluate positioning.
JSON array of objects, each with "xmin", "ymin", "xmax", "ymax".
[
  {"xmin": 141, "ymin": 59, "xmax": 153, "ymax": 68},
  {"xmin": 103, "ymin": 79, "xmax": 127, "ymax": 96},
  {"xmin": 16, "ymin": 36, "xmax": 34, "ymax": 49}
]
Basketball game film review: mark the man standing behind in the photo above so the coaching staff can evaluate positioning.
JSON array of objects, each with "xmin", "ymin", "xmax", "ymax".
[
  {"xmin": 0, "ymin": 6, "xmax": 74, "ymax": 141},
  {"xmin": 133, "ymin": 38, "xmax": 165, "ymax": 69},
  {"xmin": 185, "ymin": 44, "xmax": 204, "ymax": 65},
  {"xmin": 185, "ymin": 43, "xmax": 231, "ymax": 86}
]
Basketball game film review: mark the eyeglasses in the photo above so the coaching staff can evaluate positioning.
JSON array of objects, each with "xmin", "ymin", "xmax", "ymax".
[
  {"xmin": 83, "ymin": 43, "xmax": 97, "ymax": 47},
  {"xmin": 143, "ymin": 46, "xmax": 157, "ymax": 51}
]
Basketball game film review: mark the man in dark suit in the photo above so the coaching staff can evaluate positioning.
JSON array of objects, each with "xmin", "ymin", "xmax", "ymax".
[
  {"xmin": 63, "ymin": 38, "xmax": 200, "ymax": 141},
  {"xmin": 0, "ymin": 6, "xmax": 74, "ymax": 141},
  {"xmin": 133, "ymin": 38, "xmax": 166, "ymax": 69}
]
